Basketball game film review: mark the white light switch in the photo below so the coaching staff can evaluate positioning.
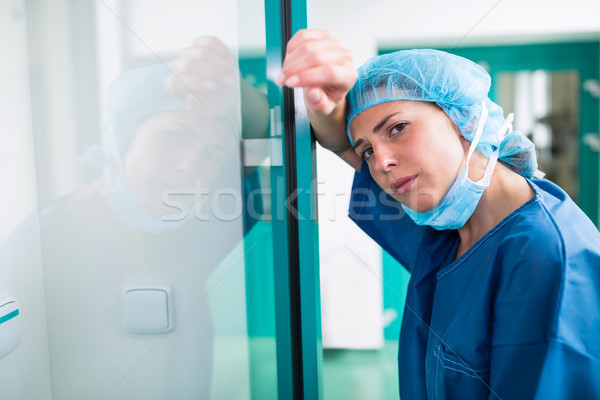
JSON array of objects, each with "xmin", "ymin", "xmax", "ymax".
[
  {"xmin": 0, "ymin": 296, "xmax": 21, "ymax": 358},
  {"xmin": 123, "ymin": 285, "xmax": 173, "ymax": 334}
]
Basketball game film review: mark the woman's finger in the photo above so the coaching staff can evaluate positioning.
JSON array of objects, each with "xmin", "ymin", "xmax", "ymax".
[
  {"xmin": 166, "ymin": 72, "xmax": 237, "ymax": 96},
  {"xmin": 304, "ymin": 87, "xmax": 337, "ymax": 115},
  {"xmin": 170, "ymin": 57, "xmax": 237, "ymax": 78},
  {"xmin": 282, "ymin": 42, "xmax": 351, "ymax": 79},
  {"xmin": 284, "ymin": 64, "xmax": 357, "ymax": 93},
  {"xmin": 285, "ymin": 29, "xmax": 332, "ymax": 54},
  {"xmin": 192, "ymin": 35, "xmax": 233, "ymax": 58}
]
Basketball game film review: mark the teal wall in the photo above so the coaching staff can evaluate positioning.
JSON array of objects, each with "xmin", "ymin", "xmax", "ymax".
[{"xmin": 382, "ymin": 253, "xmax": 411, "ymax": 340}]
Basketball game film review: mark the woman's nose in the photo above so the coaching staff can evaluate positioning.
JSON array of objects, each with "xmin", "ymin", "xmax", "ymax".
[
  {"xmin": 176, "ymin": 148, "xmax": 205, "ymax": 176},
  {"xmin": 373, "ymin": 147, "xmax": 397, "ymax": 172}
]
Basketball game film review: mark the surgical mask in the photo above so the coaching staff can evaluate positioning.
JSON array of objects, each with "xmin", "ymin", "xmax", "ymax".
[
  {"xmin": 104, "ymin": 175, "xmax": 189, "ymax": 233},
  {"xmin": 401, "ymin": 102, "xmax": 509, "ymax": 230}
]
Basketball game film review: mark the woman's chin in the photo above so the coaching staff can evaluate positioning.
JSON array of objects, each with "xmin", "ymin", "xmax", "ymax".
[{"xmin": 137, "ymin": 195, "xmax": 192, "ymax": 220}]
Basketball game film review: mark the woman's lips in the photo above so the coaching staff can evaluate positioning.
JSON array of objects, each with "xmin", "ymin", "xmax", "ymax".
[{"xmin": 390, "ymin": 175, "xmax": 417, "ymax": 194}]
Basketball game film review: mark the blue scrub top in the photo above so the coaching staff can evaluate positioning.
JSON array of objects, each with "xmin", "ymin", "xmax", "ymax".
[{"xmin": 349, "ymin": 162, "xmax": 600, "ymax": 399}]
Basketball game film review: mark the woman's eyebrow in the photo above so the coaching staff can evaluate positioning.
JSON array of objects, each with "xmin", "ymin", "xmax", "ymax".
[
  {"xmin": 353, "ymin": 137, "xmax": 366, "ymax": 149},
  {"xmin": 171, "ymin": 121, "xmax": 196, "ymax": 136},
  {"xmin": 352, "ymin": 111, "xmax": 404, "ymax": 149},
  {"xmin": 373, "ymin": 112, "xmax": 402, "ymax": 133}
]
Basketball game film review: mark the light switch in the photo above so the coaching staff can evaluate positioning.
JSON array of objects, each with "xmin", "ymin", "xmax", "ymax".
[
  {"xmin": 123, "ymin": 285, "xmax": 173, "ymax": 334},
  {"xmin": 0, "ymin": 296, "xmax": 21, "ymax": 358}
]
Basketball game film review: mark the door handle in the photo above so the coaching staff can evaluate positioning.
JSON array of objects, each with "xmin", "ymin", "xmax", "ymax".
[{"xmin": 242, "ymin": 107, "xmax": 283, "ymax": 166}]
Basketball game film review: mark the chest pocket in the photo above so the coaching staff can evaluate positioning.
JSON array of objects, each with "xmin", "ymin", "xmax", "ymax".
[{"xmin": 431, "ymin": 345, "xmax": 491, "ymax": 400}]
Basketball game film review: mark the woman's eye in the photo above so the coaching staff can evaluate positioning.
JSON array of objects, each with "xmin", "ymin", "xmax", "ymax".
[
  {"xmin": 202, "ymin": 147, "xmax": 227, "ymax": 164},
  {"xmin": 164, "ymin": 130, "xmax": 188, "ymax": 143},
  {"xmin": 390, "ymin": 122, "xmax": 407, "ymax": 135},
  {"xmin": 361, "ymin": 148, "xmax": 373, "ymax": 160}
]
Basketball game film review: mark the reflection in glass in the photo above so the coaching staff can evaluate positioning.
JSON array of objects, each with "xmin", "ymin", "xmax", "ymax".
[{"xmin": 0, "ymin": 0, "xmax": 275, "ymax": 399}]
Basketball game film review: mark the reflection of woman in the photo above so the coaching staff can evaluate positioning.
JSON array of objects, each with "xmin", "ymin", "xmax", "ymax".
[
  {"xmin": 2, "ymin": 38, "xmax": 267, "ymax": 399},
  {"xmin": 280, "ymin": 30, "xmax": 600, "ymax": 399},
  {"xmin": 82, "ymin": 63, "xmax": 236, "ymax": 233}
]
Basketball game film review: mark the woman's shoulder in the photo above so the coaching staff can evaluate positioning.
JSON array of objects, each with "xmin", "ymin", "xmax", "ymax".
[
  {"xmin": 0, "ymin": 194, "xmax": 75, "ymax": 266},
  {"xmin": 5, "ymin": 194, "xmax": 72, "ymax": 238},
  {"xmin": 503, "ymin": 179, "xmax": 595, "ymax": 236},
  {"xmin": 528, "ymin": 179, "xmax": 600, "ymax": 248},
  {"xmin": 491, "ymin": 179, "xmax": 600, "ymax": 354},
  {"xmin": 492, "ymin": 178, "xmax": 600, "ymax": 271}
]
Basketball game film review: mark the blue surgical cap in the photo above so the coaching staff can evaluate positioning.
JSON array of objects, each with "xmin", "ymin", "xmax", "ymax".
[
  {"xmin": 346, "ymin": 49, "xmax": 537, "ymax": 178},
  {"xmin": 103, "ymin": 64, "xmax": 186, "ymax": 152},
  {"xmin": 79, "ymin": 64, "xmax": 186, "ymax": 181}
]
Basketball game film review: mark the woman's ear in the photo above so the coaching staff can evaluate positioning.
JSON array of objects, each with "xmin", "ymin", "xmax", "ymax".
[{"xmin": 458, "ymin": 133, "xmax": 471, "ymax": 156}]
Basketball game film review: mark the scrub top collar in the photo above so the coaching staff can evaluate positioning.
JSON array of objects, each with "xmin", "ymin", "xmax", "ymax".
[{"xmin": 437, "ymin": 178, "xmax": 542, "ymax": 280}]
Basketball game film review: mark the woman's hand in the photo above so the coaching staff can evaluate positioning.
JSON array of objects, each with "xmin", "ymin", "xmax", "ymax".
[
  {"xmin": 278, "ymin": 29, "xmax": 362, "ymax": 170},
  {"xmin": 167, "ymin": 36, "xmax": 270, "ymax": 140},
  {"xmin": 166, "ymin": 36, "xmax": 240, "ymax": 120},
  {"xmin": 277, "ymin": 29, "xmax": 357, "ymax": 117}
]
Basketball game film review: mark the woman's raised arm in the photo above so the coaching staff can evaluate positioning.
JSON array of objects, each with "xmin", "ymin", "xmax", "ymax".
[{"xmin": 278, "ymin": 29, "xmax": 362, "ymax": 170}]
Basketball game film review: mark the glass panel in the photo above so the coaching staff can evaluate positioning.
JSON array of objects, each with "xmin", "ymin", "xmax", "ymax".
[
  {"xmin": 0, "ymin": 0, "xmax": 279, "ymax": 399},
  {"xmin": 497, "ymin": 70, "xmax": 580, "ymax": 201}
]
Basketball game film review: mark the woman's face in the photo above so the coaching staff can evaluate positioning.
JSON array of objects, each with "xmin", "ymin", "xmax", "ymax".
[
  {"xmin": 349, "ymin": 100, "xmax": 469, "ymax": 212},
  {"xmin": 122, "ymin": 110, "xmax": 234, "ymax": 215}
]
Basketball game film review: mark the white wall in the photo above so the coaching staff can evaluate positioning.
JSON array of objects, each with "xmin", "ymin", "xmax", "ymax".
[
  {"xmin": 311, "ymin": 0, "xmax": 600, "ymax": 65},
  {"xmin": 0, "ymin": 1, "xmax": 53, "ymax": 399},
  {"xmin": 0, "ymin": 0, "xmax": 39, "ymax": 241}
]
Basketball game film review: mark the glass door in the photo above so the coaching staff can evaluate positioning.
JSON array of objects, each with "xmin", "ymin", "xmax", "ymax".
[{"xmin": 0, "ymin": 0, "xmax": 318, "ymax": 398}]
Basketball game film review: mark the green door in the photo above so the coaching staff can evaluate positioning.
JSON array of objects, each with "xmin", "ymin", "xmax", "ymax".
[{"xmin": 0, "ymin": 0, "xmax": 322, "ymax": 399}]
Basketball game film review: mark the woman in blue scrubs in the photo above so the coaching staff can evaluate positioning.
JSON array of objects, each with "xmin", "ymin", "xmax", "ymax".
[{"xmin": 279, "ymin": 29, "xmax": 600, "ymax": 399}]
